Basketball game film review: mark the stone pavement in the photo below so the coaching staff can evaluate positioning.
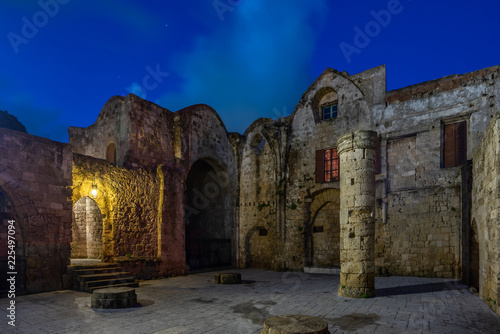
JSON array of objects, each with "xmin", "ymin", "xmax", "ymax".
[{"xmin": 1, "ymin": 269, "xmax": 499, "ymax": 333}]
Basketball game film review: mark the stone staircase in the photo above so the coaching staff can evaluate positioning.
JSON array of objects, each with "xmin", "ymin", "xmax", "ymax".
[{"xmin": 69, "ymin": 262, "xmax": 139, "ymax": 293}]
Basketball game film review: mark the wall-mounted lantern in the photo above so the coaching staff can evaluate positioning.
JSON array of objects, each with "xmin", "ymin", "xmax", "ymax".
[{"xmin": 91, "ymin": 182, "xmax": 98, "ymax": 199}]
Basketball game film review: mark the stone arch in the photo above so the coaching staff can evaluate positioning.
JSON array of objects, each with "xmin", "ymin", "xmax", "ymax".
[
  {"xmin": 312, "ymin": 87, "xmax": 339, "ymax": 122},
  {"xmin": 185, "ymin": 158, "xmax": 233, "ymax": 271},
  {"xmin": 244, "ymin": 226, "xmax": 274, "ymax": 269},
  {"xmin": 304, "ymin": 188, "xmax": 340, "ymax": 267},
  {"xmin": 469, "ymin": 218, "xmax": 480, "ymax": 291},
  {"xmin": 71, "ymin": 197, "xmax": 103, "ymax": 259},
  {"xmin": 72, "ymin": 176, "xmax": 113, "ymax": 261}
]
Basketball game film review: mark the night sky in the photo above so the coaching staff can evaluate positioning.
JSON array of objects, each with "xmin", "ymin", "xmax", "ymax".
[{"xmin": 1, "ymin": 0, "xmax": 499, "ymax": 143}]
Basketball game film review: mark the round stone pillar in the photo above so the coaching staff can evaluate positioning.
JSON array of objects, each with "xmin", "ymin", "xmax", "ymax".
[{"xmin": 337, "ymin": 131, "xmax": 376, "ymax": 298}]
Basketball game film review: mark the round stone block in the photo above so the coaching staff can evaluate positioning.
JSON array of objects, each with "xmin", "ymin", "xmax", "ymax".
[
  {"xmin": 91, "ymin": 287, "xmax": 137, "ymax": 309},
  {"xmin": 262, "ymin": 315, "xmax": 330, "ymax": 334},
  {"xmin": 214, "ymin": 272, "xmax": 241, "ymax": 284}
]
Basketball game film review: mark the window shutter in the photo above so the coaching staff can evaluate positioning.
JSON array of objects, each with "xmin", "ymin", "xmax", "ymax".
[
  {"xmin": 443, "ymin": 123, "xmax": 456, "ymax": 168},
  {"xmin": 315, "ymin": 149, "xmax": 324, "ymax": 183}
]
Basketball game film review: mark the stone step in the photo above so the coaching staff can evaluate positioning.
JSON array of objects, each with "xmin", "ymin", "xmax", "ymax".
[
  {"xmin": 72, "ymin": 267, "xmax": 123, "ymax": 276},
  {"xmin": 77, "ymin": 272, "xmax": 132, "ymax": 282},
  {"xmin": 89, "ymin": 282, "xmax": 139, "ymax": 293},
  {"xmin": 84, "ymin": 276, "xmax": 136, "ymax": 291}
]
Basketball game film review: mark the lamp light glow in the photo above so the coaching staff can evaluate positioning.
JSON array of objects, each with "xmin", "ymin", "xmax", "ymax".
[{"xmin": 91, "ymin": 184, "xmax": 98, "ymax": 199}]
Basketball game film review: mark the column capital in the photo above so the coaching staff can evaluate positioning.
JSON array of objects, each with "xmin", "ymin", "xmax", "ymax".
[{"xmin": 337, "ymin": 131, "xmax": 377, "ymax": 155}]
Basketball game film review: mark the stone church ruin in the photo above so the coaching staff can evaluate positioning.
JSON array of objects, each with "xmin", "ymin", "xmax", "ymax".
[{"xmin": 0, "ymin": 64, "xmax": 499, "ymax": 315}]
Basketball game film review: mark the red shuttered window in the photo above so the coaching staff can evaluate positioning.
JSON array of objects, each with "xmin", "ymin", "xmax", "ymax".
[
  {"xmin": 443, "ymin": 121, "xmax": 467, "ymax": 168},
  {"xmin": 315, "ymin": 148, "xmax": 339, "ymax": 183}
]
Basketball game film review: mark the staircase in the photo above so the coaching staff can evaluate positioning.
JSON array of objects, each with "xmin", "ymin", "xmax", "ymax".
[{"xmin": 69, "ymin": 262, "xmax": 139, "ymax": 293}]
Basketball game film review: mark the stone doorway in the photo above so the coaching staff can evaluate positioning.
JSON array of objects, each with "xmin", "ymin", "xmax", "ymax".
[
  {"xmin": 71, "ymin": 197, "xmax": 103, "ymax": 259},
  {"xmin": 185, "ymin": 160, "xmax": 232, "ymax": 271},
  {"xmin": 304, "ymin": 189, "xmax": 340, "ymax": 268}
]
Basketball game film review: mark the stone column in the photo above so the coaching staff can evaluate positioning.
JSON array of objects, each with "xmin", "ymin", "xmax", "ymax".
[{"xmin": 337, "ymin": 131, "xmax": 376, "ymax": 298}]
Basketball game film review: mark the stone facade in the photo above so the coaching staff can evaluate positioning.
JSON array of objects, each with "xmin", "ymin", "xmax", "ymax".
[{"xmin": 1, "ymin": 63, "xmax": 500, "ymax": 315}]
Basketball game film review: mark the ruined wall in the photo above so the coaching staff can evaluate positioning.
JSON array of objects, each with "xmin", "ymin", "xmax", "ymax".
[
  {"xmin": 69, "ymin": 95, "xmax": 131, "ymax": 167},
  {"xmin": 374, "ymin": 65, "xmax": 499, "ymax": 278},
  {"xmin": 0, "ymin": 128, "xmax": 72, "ymax": 293},
  {"xmin": 238, "ymin": 119, "xmax": 288, "ymax": 269},
  {"xmin": 237, "ymin": 64, "xmax": 499, "ymax": 280},
  {"xmin": 472, "ymin": 114, "xmax": 500, "ymax": 316}
]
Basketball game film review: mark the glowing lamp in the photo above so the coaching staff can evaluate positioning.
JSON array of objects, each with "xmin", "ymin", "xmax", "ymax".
[{"xmin": 91, "ymin": 184, "xmax": 98, "ymax": 199}]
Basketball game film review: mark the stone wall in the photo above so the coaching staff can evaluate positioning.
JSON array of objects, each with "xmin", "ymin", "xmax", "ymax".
[
  {"xmin": 237, "ymin": 64, "xmax": 499, "ymax": 281},
  {"xmin": 472, "ymin": 114, "xmax": 500, "ymax": 316},
  {"xmin": 0, "ymin": 128, "xmax": 72, "ymax": 293}
]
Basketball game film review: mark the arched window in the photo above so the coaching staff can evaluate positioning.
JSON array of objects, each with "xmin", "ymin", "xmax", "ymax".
[
  {"xmin": 106, "ymin": 143, "xmax": 116, "ymax": 165},
  {"xmin": 319, "ymin": 91, "xmax": 338, "ymax": 120},
  {"xmin": 312, "ymin": 87, "xmax": 339, "ymax": 122}
]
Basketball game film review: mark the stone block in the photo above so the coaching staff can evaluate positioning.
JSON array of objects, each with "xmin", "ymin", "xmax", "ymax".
[
  {"xmin": 214, "ymin": 272, "xmax": 242, "ymax": 284},
  {"xmin": 91, "ymin": 287, "xmax": 138, "ymax": 309}
]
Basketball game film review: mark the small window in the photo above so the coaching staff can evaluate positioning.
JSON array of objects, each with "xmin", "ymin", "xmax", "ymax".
[
  {"xmin": 315, "ymin": 148, "xmax": 339, "ymax": 183},
  {"xmin": 442, "ymin": 121, "xmax": 466, "ymax": 168},
  {"xmin": 313, "ymin": 226, "xmax": 324, "ymax": 233},
  {"xmin": 259, "ymin": 228, "xmax": 268, "ymax": 236},
  {"xmin": 322, "ymin": 104, "xmax": 338, "ymax": 120}
]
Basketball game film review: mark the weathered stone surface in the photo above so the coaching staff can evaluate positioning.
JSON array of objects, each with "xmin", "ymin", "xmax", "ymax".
[
  {"xmin": 261, "ymin": 315, "xmax": 329, "ymax": 334},
  {"xmin": 0, "ymin": 127, "xmax": 72, "ymax": 293},
  {"xmin": 91, "ymin": 287, "xmax": 137, "ymax": 309},
  {"xmin": 337, "ymin": 131, "xmax": 376, "ymax": 298}
]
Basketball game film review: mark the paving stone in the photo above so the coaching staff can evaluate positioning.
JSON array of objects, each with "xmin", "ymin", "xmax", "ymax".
[{"xmin": 0, "ymin": 269, "xmax": 499, "ymax": 333}]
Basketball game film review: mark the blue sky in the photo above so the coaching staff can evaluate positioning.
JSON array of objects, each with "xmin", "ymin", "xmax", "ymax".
[{"xmin": 1, "ymin": 0, "xmax": 499, "ymax": 142}]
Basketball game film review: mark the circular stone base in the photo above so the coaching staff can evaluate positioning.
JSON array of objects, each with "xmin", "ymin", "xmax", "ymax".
[
  {"xmin": 262, "ymin": 315, "xmax": 330, "ymax": 334},
  {"xmin": 214, "ymin": 272, "xmax": 241, "ymax": 284},
  {"xmin": 91, "ymin": 287, "xmax": 137, "ymax": 309}
]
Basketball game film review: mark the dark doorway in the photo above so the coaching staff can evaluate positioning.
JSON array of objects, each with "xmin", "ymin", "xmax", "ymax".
[
  {"xmin": 469, "ymin": 220, "xmax": 480, "ymax": 291},
  {"xmin": 185, "ymin": 160, "xmax": 231, "ymax": 271}
]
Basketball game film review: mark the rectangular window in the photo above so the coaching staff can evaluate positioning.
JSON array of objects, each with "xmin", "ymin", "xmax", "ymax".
[
  {"xmin": 316, "ymin": 148, "xmax": 339, "ymax": 183},
  {"xmin": 322, "ymin": 104, "xmax": 338, "ymax": 120},
  {"xmin": 313, "ymin": 226, "xmax": 324, "ymax": 233},
  {"xmin": 443, "ymin": 121, "xmax": 467, "ymax": 168}
]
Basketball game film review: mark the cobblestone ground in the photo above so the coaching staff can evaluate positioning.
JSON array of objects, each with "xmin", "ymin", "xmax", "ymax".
[{"xmin": 1, "ymin": 269, "xmax": 499, "ymax": 333}]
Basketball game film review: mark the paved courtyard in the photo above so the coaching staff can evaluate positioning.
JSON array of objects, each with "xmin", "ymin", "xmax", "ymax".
[{"xmin": 1, "ymin": 269, "xmax": 499, "ymax": 333}]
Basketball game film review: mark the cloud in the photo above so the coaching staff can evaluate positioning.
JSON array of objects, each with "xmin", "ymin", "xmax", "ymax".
[{"xmin": 156, "ymin": 0, "xmax": 328, "ymax": 134}]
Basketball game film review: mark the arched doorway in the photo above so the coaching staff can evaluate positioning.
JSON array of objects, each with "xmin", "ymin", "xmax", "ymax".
[
  {"xmin": 185, "ymin": 160, "xmax": 231, "ymax": 271},
  {"xmin": 245, "ymin": 226, "xmax": 274, "ymax": 269},
  {"xmin": 71, "ymin": 197, "xmax": 103, "ymax": 259},
  {"xmin": 0, "ymin": 190, "xmax": 26, "ymax": 294},
  {"xmin": 305, "ymin": 189, "xmax": 340, "ymax": 268}
]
